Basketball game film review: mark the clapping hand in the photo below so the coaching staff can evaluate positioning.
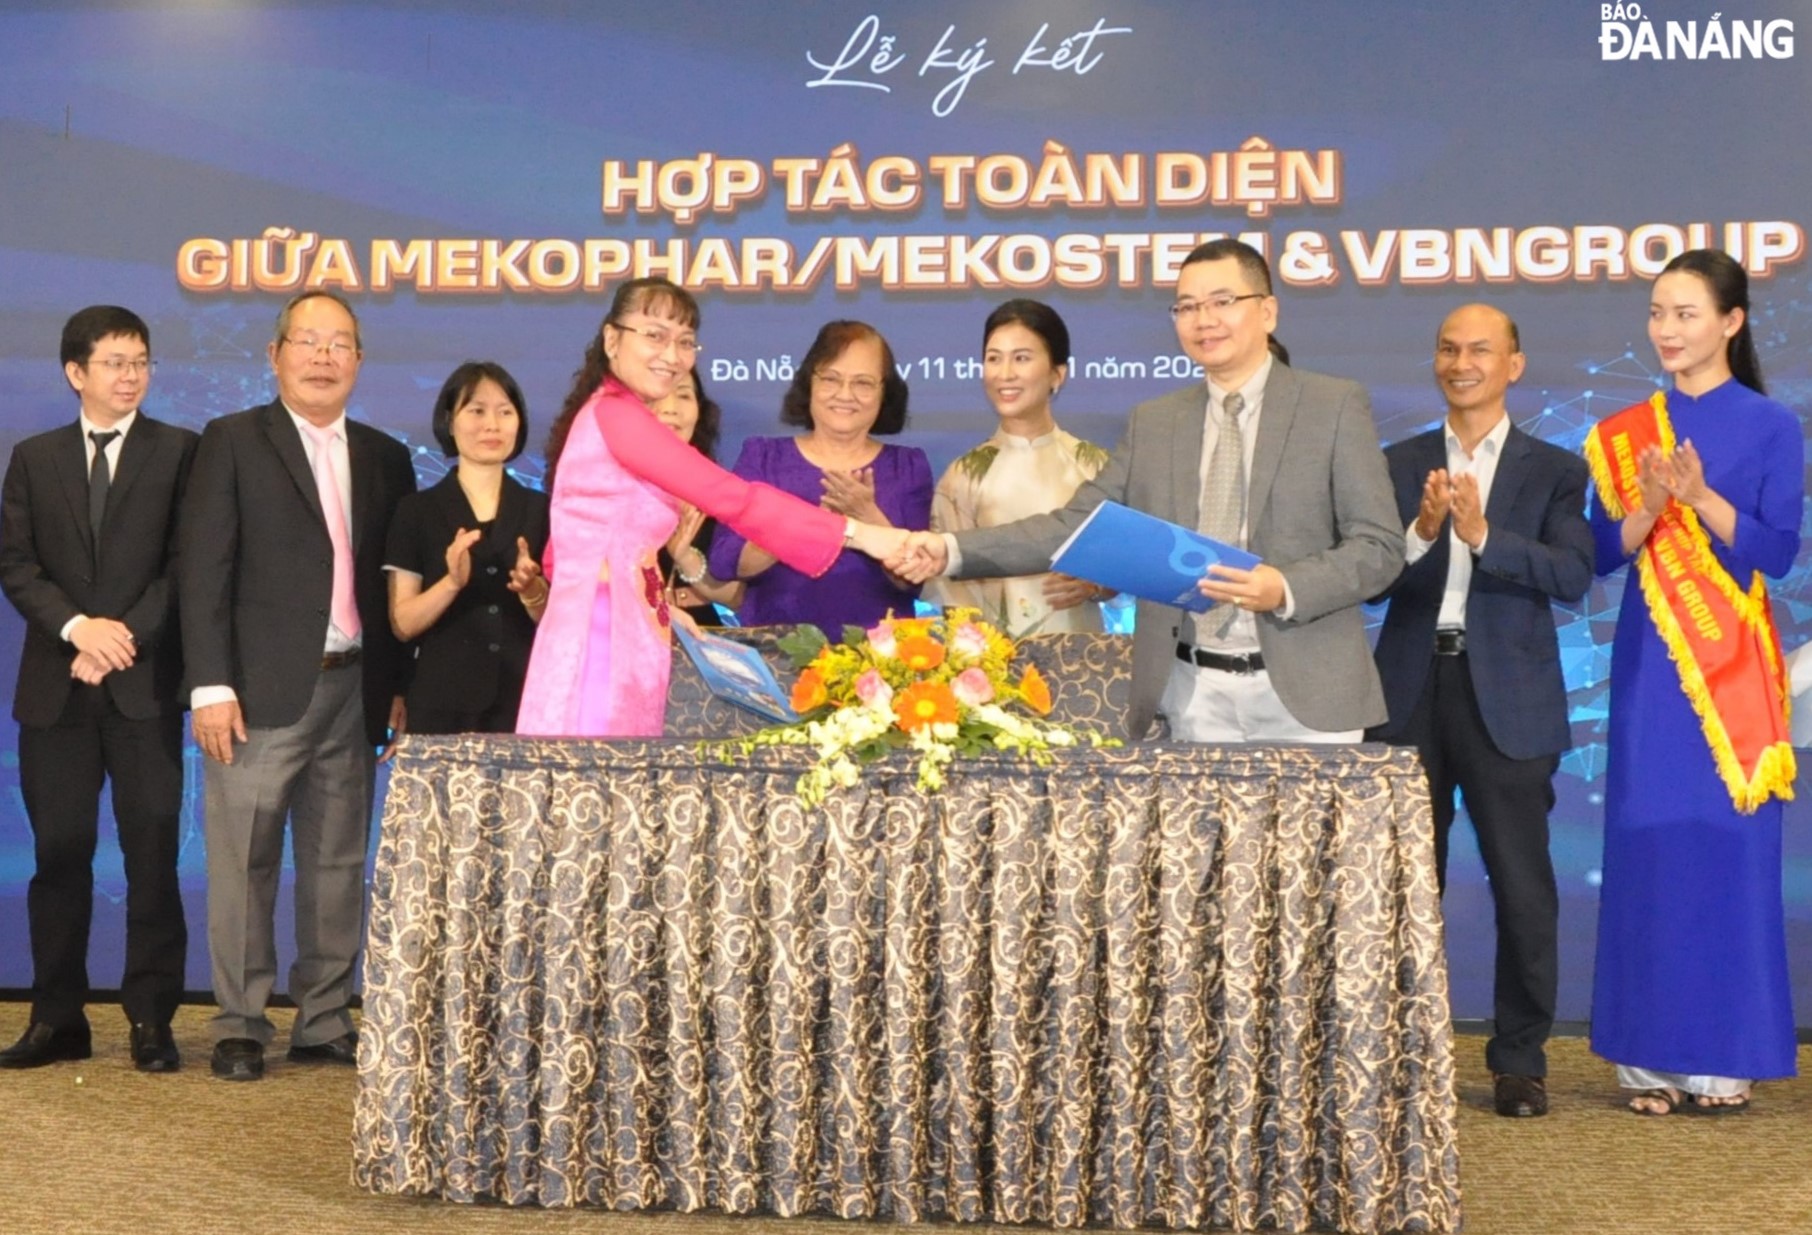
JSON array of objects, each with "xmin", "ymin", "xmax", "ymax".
[
  {"xmin": 1413, "ymin": 468, "xmax": 1452, "ymax": 541},
  {"xmin": 665, "ymin": 503, "xmax": 706, "ymax": 560},
  {"xmin": 1635, "ymin": 445, "xmax": 1672, "ymax": 514},
  {"xmin": 820, "ymin": 467, "xmax": 882, "ymax": 521},
  {"xmin": 444, "ymin": 527, "xmax": 483, "ymax": 590},
  {"xmin": 1663, "ymin": 439, "xmax": 1710, "ymax": 506},
  {"xmin": 507, "ymin": 536, "xmax": 548, "ymax": 607},
  {"xmin": 1450, "ymin": 472, "xmax": 1487, "ymax": 549}
]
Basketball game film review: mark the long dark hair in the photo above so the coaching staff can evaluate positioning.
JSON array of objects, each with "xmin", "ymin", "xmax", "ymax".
[
  {"xmin": 686, "ymin": 368, "xmax": 723, "ymax": 462},
  {"xmin": 543, "ymin": 277, "xmax": 702, "ymax": 492},
  {"xmin": 1660, "ymin": 248, "xmax": 1765, "ymax": 394}
]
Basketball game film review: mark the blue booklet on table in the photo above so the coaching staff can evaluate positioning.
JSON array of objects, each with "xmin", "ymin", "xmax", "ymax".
[
  {"xmin": 1048, "ymin": 500, "xmax": 1262, "ymax": 614},
  {"xmin": 674, "ymin": 625, "xmax": 798, "ymax": 724}
]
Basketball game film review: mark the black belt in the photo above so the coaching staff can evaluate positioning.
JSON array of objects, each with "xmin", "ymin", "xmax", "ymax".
[
  {"xmin": 1434, "ymin": 629, "xmax": 1466, "ymax": 656},
  {"xmin": 321, "ymin": 648, "xmax": 362, "ymax": 670},
  {"xmin": 1176, "ymin": 642, "xmax": 1265, "ymax": 675}
]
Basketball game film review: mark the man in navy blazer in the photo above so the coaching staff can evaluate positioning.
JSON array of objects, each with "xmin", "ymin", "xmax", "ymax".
[
  {"xmin": 0, "ymin": 306, "xmax": 197, "ymax": 1071},
  {"xmin": 1368, "ymin": 304, "xmax": 1593, "ymax": 1118}
]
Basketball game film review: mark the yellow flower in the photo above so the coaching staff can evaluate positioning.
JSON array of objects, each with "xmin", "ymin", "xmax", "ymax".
[
  {"xmin": 1019, "ymin": 664, "xmax": 1053, "ymax": 715},
  {"xmin": 894, "ymin": 681, "xmax": 960, "ymax": 732},
  {"xmin": 791, "ymin": 667, "xmax": 829, "ymax": 713}
]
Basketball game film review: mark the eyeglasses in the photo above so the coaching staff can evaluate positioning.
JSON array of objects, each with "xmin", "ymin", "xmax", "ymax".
[
  {"xmin": 88, "ymin": 358, "xmax": 156, "ymax": 376},
  {"xmin": 1169, "ymin": 293, "xmax": 1268, "ymax": 320},
  {"xmin": 814, "ymin": 370, "xmax": 882, "ymax": 400},
  {"xmin": 283, "ymin": 335, "xmax": 359, "ymax": 359},
  {"xmin": 611, "ymin": 321, "xmax": 702, "ymax": 357}
]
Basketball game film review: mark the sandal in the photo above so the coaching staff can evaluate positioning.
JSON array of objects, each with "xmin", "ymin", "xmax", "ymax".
[
  {"xmin": 1628, "ymin": 1087, "xmax": 1683, "ymax": 1116},
  {"xmin": 1683, "ymin": 1091, "xmax": 1751, "ymax": 1116}
]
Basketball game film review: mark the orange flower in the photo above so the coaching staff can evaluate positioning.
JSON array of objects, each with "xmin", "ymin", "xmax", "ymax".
[
  {"xmin": 1019, "ymin": 664, "xmax": 1053, "ymax": 715},
  {"xmin": 896, "ymin": 635, "xmax": 947, "ymax": 673},
  {"xmin": 891, "ymin": 617, "xmax": 934, "ymax": 641},
  {"xmin": 790, "ymin": 667, "xmax": 829, "ymax": 713},
  {"xmin": 893, "ymin": 681, "xmax": 959, "ymax": 732}
]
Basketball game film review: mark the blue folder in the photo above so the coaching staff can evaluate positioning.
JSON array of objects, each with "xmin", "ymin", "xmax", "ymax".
[
  {"xmin": 674, "ymin": 625, "xmax": 799, "ymax": 724},
  {"xmin": 1048, "ymin": 500, "xmax": 1262, "ymax": 613}
]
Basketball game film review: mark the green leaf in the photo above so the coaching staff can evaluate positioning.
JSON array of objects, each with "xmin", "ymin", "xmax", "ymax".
[
  {"xmin": 956, "ymin": 443, "xmax": 999, "ymax": 483},
  {"xmin": 1075, "ymin": 440, "xmax": 1112, "ymax": 473},
  {"xmin": 776, "ymin": 623, "xmax": 829, "ymax": 668}
]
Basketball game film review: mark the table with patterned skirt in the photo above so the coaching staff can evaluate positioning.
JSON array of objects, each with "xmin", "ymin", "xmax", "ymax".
[{"xmin": 351, "ymin": 732, "xmax": 1459, "ymax": 1233}]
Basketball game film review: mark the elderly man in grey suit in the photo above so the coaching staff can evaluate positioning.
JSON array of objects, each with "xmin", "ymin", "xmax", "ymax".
[
  {"xmin": 899, "ymin": 239, "xmax": 1402, "ymax": 741},
  {"xmin": 180, "ymin": 291, "xmax": 416, "ymax": 1081}
]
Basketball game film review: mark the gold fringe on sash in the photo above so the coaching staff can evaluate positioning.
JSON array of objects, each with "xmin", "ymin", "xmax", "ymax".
[{"xmin": 1588, "ymin": 393, "xmax": 1795, "ymax": 813}]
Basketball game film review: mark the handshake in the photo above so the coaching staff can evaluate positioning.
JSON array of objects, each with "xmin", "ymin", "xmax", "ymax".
[{"xmin": 844, "ymin": 524, "xmax": 952, "ymax": 584}]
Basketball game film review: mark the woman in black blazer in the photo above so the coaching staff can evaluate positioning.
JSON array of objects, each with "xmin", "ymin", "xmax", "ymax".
[{"xmin": 385, "ymin": 362, "xmax": 550, "ymax": 733}]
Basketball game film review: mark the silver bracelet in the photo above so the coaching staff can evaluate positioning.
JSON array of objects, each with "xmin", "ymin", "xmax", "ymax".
[{"xmin": 676, "ymin": 551, "xmax": 707, "ymax": 585}]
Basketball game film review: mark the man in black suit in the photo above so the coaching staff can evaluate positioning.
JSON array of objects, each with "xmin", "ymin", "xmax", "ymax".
[
  {"xmin": 0, "ymin": 306, "xmax": 196, "ymax": 1071},
  {"xmin": 1368, "ymin": 304, "xmax": 1594, "ymax": 1117},
  {"xmin": 179, "ymin": 290, "xmax": 415, "ymax": 1081}
]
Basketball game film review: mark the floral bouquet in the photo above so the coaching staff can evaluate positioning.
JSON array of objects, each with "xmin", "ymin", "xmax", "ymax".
[{"xmin": 711, "ymin": 609, "xmax": 1118, "ymax": 807}]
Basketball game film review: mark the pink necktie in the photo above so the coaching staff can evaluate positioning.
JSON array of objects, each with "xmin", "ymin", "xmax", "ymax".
[{"xmin": 300, "ymin": 420, "xmax": 361, "ymax": 640}]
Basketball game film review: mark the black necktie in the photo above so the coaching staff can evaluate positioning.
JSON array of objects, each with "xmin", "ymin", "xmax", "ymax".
[{"xmin": 89, "ymin": 429, "xmax": 120, "ymax": 544}]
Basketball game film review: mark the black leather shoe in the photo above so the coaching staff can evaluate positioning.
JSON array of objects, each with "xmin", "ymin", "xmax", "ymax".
[
  {"xmin": 0, "ymin": 1022, "xmax": 92, "ymax": 1069},
  {"xmin": 129, "ymin": 1022, "xmax": 180, "ymax": 1072},
  {"xmin": 287, "ymin": 1030, "xmax": 358, "ymax": 1065},
  {"xmin": 210, "ymin": 1037, "xmax": 264, "ymax": 1081},
  {"xmin": 1494, "ymin": 1073, "xmax": 1549, "ymax": 1118}
]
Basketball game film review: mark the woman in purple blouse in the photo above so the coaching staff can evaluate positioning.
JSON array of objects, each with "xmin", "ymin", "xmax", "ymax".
[{"xmin": 709, "ymin": 320, "xmax": 932, "ymax": 637}]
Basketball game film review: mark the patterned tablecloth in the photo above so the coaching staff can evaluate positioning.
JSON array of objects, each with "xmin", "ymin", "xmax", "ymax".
[{"xmin": 352, "ymin": 735, "xmax": 1460, "ymax": 1233}]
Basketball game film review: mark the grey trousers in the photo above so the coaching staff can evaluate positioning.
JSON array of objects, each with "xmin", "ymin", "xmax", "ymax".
[{"xmin": 203, "ymin": 663, "xmax": 374, "ymax": 1046}]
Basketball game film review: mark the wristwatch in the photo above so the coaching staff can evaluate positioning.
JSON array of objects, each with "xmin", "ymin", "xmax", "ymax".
[{"xmin": 843, "ymin": 517, "xmax": 858, "ymax": 547}]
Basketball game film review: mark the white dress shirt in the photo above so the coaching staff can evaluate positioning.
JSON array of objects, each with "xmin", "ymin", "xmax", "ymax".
[
  {"xmin": 1402, "ymin": 413, "xmax": 1509, "ymax": 631},
  {"xmin": 1193, "ymin": 356, "xmax": 1273, "ymax": 651},
  {"xmin": 59, "ymin": 410, "xmax": 137, "ymax": 643}
]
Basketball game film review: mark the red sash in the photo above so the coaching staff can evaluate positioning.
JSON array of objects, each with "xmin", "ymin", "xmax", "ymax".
[{"xmin": 1584, "ymin": 394, "xmax": 1794, "ymax": 813}]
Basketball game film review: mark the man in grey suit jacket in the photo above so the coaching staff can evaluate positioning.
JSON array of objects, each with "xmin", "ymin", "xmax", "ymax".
[{"xmin": 900, "ymin": 239, "xmax": 1402, "ymax": 740}]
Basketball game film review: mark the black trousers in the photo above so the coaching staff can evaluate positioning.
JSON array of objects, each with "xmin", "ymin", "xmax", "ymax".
[
  {"xmin": 1397, "ymin": 652, "xmax": 1560, "ymax": 1077},
  {"xmin": 18, "ymin": 684, "xmax": 187, "ymax": 1029}
]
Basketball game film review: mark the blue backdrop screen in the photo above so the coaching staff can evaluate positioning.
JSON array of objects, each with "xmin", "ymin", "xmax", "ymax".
[{"xmin": 1, "ymin": 0, "xmax": 1808, "ymax": 1024}]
